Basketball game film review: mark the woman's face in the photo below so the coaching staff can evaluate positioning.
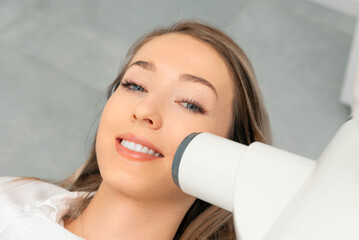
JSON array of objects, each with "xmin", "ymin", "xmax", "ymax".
[{"xmin": 96, "ymin": 33, "xmax": 234, "ymax": 203}]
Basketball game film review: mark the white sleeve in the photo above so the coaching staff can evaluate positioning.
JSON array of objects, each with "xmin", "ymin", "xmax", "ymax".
[
  {"xmin": 0, "ymin": 177, "xmax": 21, "ymax": 206},
  {"xmin": 0, "ymin": 177, "xmax": 18, "ymax": 185},
  {"xmin": 0, "ymin": 178, "xmax": 80, "ymax": 238},
  {"xmin": 0, "ymin": 177, "xmax": 25, "ymax": 232},
  {"xmin": 0, "ymin": 177, "xmax": 68, "ymax": 206}
]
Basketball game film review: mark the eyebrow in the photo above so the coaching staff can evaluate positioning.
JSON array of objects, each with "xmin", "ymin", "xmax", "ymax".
[{"xmin": 128, "ymin": 60, "xmax": 218, "ymax": 99}]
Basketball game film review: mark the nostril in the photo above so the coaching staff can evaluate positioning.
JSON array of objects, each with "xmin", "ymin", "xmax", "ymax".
[{"xmin": 132, "ymin": 113, "xmax": 158, "ymax": 127}]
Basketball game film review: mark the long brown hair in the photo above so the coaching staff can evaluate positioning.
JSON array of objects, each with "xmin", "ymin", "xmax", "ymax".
[{"xmin": 59, "ymin": 20, "xmax": 272, "ymax": 240}]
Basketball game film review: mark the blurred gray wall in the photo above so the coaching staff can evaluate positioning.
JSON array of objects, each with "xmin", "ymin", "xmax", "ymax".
[{"xmin": 0, "ymin": 0, "xmax": 354, "ymax": 181}]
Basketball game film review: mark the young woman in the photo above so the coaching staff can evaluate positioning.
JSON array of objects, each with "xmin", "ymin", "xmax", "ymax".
[{"xmin": 0, "ymin": 20, "xmax": 271, "ymax": 240}]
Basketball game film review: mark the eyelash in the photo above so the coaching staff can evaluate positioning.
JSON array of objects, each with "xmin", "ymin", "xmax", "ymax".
[
  {"xmin": 120, "ymin": 79, "xmax": 207, "ymax": 114},
  {"xmin": 121, "ymin": 79, "xmax": 146, "ymax": 93},
  {"xmin": 179, "ymin": 98, "xmax": 206, "ymax": 114}
]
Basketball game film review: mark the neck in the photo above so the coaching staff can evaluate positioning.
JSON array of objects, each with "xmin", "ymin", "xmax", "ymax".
[{"xmin": 65, "ymin": 182, "xmax": 195, "ymax": 240}]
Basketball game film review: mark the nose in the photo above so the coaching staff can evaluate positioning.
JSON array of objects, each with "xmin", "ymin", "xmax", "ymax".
[{"xmin": 131, "ymin": 97, "xmax": 163, "ymax": 130}]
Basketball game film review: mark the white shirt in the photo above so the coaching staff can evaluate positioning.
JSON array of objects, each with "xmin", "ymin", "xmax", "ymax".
[{"xmin": 0, "ymin": 177, "xmax": 86, "ymax": 239}]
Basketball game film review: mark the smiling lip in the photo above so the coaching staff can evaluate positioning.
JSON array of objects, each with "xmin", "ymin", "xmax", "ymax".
[{"xmin": 115, "ymin": 133, "xmax": 164, "ymax": 162}]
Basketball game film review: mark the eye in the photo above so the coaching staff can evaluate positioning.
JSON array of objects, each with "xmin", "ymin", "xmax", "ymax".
[
  {"xmin": 121, "ymin": 79, "xmax": 146, "ymax": 92},
  {"xmin": 179, "ymin": 98, "xmax": 206, "ymax": 114}
]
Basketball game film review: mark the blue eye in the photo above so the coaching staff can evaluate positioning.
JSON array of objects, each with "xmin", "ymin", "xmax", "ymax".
[
  {"xmin": 181, "ymin": 102, "xmax": 199, "ymax": 112},
  {"xmin": 121, "ymin": 79, "xmax": 206, "ymax": 114},
  {"xmin": 121, "ymin": 80, "xmax": 146, "ymax": 92},
  {"xmin": 180, "ymin": 99, "xmax": 206, "ymax": 114}
]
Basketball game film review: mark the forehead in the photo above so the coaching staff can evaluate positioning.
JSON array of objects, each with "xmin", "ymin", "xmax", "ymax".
[{"xmin": 130, "ymin": 33, "xmax": 234, "ymax": 98}]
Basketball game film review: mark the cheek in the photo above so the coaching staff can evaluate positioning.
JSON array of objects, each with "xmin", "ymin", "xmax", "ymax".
[
  {"xmin": 168, "ymin": 111, "xmax": 232, "ymax": 142},
  {"xmin": 95, "ymin": 97, "xmax": 127, "ymax": 169},
  {"xmin": 97, "ymin": 95, "xmax": 130, "ymax": 135},
  {"xmin": 164, "ymin": 116, "xmax": 218, "ymax": 157},
  {"xmin": 212, "ymin": 96, "xmax": 234, "ymax": 137},
  {"xmin": 95, "ymin": 110, "xmax": 112, "ymax": 177},
  {"xmin": 217, "ymin": 108, "xmax": 233, "ymax": 137}
]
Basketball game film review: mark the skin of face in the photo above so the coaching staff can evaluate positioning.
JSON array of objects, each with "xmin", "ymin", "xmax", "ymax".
[{"xmin": 95, "ymin": 33, "xmax": 234, "ymax": 206}]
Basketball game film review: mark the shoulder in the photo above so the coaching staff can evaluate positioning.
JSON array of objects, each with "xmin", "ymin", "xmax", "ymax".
[
  {"xmin": 0, "ymin": 176, "xmax": 69, "ymax": 207},
  {"xmin": 0, "ymin": 177, "xmax": 74, "ymax": 235}
]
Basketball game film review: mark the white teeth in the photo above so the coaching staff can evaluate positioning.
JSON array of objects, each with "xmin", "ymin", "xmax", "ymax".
[
  {"xmin": 128, "ymin": 141, "xmax": 135, "ymax": 151},
  {"xmin": 120, "ymin": 139, "xmax": 162, "ymax": 157},
  {"xmin": 134, "ymin": 143, "xmax": 143, "ymax": 152},
  {"xmin": 141, "ymin": 146, "xmax": 149, "ymax": 154},
  {"xmin": 120, "ymin": 140, "xmax": 127, "ymax": 147}
]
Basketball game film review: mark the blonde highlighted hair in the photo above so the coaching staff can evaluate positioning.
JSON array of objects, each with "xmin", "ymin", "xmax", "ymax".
[{"xmin": 58, "ymin": 20, "xmax": 272, "ymax": 240}]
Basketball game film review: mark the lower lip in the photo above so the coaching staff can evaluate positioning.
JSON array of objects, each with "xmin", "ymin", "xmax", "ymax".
[{"xmin": 115, "ymin": 139, "xmax": 161, "ymax": 162}]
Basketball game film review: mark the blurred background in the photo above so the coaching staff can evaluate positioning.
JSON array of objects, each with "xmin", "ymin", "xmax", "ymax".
[{"xmin": 0, "ymin": 0, "xmax": 356, "ymax": 181}]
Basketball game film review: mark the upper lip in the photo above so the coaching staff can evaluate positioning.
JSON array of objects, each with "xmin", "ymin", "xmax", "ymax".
[{"xmin": 116, "ymin": 132, "xmax": 164, "ymax": 156}]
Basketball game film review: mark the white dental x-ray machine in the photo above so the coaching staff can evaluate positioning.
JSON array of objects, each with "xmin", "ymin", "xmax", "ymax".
[{"xmin": 172, "ymin": 62, "xmax": 359, "ymax": 239}]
